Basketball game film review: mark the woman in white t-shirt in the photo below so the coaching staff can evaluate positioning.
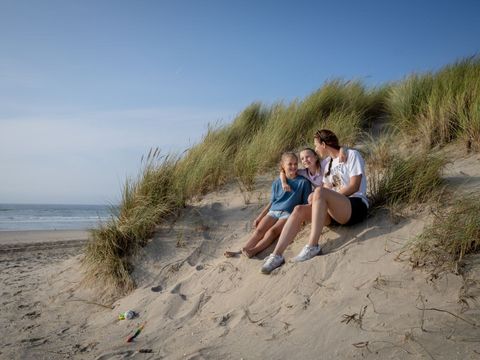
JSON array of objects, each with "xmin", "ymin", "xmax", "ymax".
[{"xmin": 261, "ymin": 129, "xmax": 369, "ymax": 274}]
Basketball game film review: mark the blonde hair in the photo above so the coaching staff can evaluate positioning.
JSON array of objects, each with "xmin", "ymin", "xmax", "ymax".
[{"xmin": 279, "ymin": 152, "xmax": 298, "ymax": 172}]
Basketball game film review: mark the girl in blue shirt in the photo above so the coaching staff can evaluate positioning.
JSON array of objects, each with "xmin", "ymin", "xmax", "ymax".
[{"xmin": 240, "ymin": 152, "xmax": 311, "ymax": 258}]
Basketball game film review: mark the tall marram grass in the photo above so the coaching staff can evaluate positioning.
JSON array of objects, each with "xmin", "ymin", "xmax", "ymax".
[
  {"xmin": 410, "ymin": 195, "xmax": 480, "ymax": 272},
  {"xmin": 83, "ymin": 151, "xmax": 182, "ymax": 297},
  {"xmin": 233, "ymin": 80, "xmax": 385, "ymax": 187},
  {"xmin": 174, "ymin": 102, "xmax": 269, "ymax": 198},
  {"xmin": 386, "ymin": 56, "xmax": 480, "ymax": 150}
]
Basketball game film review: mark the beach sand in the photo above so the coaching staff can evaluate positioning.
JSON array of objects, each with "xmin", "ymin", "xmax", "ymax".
[
  {"xmin": 1, "ymin": 153, "xmax": 480, "ymax": 359},
  {"xmin": 0, "ymin": 230, "xmax": 90, "ymax": 359}
]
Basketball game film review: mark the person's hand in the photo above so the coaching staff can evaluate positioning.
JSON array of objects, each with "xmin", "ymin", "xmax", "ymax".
[
  {"xmin": 324, "ymin": 182, "xmax": 333, "ymax": 190},
  {"xmin": 282, "ymin": 183, "xmax": 292, "ymax": 192},
  {"xmin": 253, "ymin": 218, "xmax": 261, "ymax": 228},
  {"xmin": 339, "ymin": 147, "xmax": 348, "ymax": 163}
]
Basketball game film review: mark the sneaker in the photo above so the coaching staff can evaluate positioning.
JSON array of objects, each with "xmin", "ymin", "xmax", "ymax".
[
  {"xmin": 293, "ymin": 244, "xmax": 322, "ymax": 262},
  {"xmin": 261, "ymin": 254, "xmax": 285, "ymax": 274}
]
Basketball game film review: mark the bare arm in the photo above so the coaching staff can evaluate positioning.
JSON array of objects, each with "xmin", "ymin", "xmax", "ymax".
[
  {"xmin": 279, "ymin": 169, "xmax": 291, "ymax": 192},
  {"xmin": 339, "ymin": 147, "xmax": 348, "ymax": 163},
  {"xmin": 253, "ymin": 202, "xmax": 271, "ymax": 228},
  {"xmin": 339, "ymin": 175, "xmax": 362, "ymax": 196}
]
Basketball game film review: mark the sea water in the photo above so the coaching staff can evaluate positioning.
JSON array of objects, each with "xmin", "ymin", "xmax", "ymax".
[{"xmin": 0, "ymin": 204, "xmax": 114, "ymax": 231}]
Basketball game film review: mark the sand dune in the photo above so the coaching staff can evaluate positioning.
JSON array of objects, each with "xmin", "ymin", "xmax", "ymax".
[{"xmin": 1, "ymin": 154, "xmax": 480, "ymax": 359}]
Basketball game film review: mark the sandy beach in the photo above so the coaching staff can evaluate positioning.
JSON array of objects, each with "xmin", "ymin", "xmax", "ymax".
[
  {"xmin": 0, "ymin": 154, "xmax": 479, "ymax": 359},
  {"xmin": 0, "ymin": 230, "xmax": 90, "ymax": 360},
  {"xmin": 0, "ymin": 230, "xmax": 89, "ymax": 248}
]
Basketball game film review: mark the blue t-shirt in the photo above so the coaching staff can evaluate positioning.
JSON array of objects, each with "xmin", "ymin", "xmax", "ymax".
[{"xmin": 270, "ymin": 176, "xmax": 311, "ymax": 213}]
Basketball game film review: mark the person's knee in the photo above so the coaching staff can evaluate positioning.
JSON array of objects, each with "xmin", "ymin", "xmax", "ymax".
[
  {"xmin": 289, "ymin": 210, "xmax": 302, "ymax": 224},
  {"xmin": 294, "ymin": 204, "xmax": 310, "ymax": 215},
  {"xmin": 253, "ymin": 228, "xmax": 266, "ymax": 238},
  {"xmin": 312, "ymin": 187, "xmax": 324, "ymax": 201},
  {"xmin": 264, "ymin": 228, "xmax": 276, "ymax": 238},
  {"xmin": 291, "ymin": 206, "xmax": 303, "ymax": 217}
]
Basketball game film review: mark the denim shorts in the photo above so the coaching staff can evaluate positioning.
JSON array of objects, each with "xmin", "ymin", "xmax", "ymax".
[{"xmin": 267, "ymin": 210, "xmax": 291, "ymax": 220}]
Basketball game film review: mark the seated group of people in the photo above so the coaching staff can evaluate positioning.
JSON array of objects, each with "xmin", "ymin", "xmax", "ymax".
[{"xmin": 227, "ymin": 129, "xmax": 369, "ymax": 274}]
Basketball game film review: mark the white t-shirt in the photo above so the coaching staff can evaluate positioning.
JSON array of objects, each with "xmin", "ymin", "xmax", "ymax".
[
  {"xmin": 323, "ymin": 149, "xmax": 369, "ymax": 207},
  {"xmin": 297, "ymin": 157, "xmax": 330, "ymax": 188}
]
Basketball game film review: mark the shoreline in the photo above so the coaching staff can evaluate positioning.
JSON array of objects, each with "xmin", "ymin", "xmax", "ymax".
[{"xmin": 0, "ymin": 229, "xmax": 89, "ymax": 246}]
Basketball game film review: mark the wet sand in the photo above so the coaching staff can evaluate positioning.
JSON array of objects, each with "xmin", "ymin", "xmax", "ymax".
[
  {"xmin": 0, "ymin": 230, "xmax": 89, "ymax": 245},
  {"xmin": 0, "ymin": 230, "xmax": 89, "ymax": 253}
]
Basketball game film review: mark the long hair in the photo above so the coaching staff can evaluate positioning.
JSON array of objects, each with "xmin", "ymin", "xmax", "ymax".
[
  {"xmin": 300, "ymin": 147, "xmax": 321, "ymax": 172},
  {"xmin": 313, "ymin": 129, "xmax": 340, "ymax": 176}
]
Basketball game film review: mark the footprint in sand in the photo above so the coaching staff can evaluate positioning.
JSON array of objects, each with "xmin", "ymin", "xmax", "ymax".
[
  {"xmin": 170, "ymin": 283, "xmax": 187, "ymax": 300},
  {"xmin": 166, "ymin": 285, "xmax": 209, "ymax": 321}
]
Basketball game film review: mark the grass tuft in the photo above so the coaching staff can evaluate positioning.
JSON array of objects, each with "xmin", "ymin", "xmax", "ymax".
[
  {"xmin": 83, "ymin": 151, "xmax": 181, "ymax": 297},
  {"xmin": 368, "ymin": 151, "xmax": 446, "ymax": 209},
  {"xmin": 410, "ymin": 196, "xmax": 480, "ymax": 271}
]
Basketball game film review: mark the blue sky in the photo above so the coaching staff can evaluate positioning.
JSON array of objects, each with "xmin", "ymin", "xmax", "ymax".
[{"xmin": 0, "ymin": 0, "xmax": 479, "ymax": 204}]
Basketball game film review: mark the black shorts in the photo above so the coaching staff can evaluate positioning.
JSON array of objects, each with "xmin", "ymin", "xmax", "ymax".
[{"xmin": 345, "ymin": 197, "xmax": 368, "ymax": 225}]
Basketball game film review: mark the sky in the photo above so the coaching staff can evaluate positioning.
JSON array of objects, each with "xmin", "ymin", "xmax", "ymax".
[{"xmin": 0, "ymin": 0, "xmax": 479, "ymax": 204}]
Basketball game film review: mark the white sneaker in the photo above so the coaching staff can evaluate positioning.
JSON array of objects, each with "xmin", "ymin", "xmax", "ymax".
[
  {"xmin": 261, "ymin": 254, "xmax": 285, "ymax": 274},
  {"xmin": 293, "ymin": 244, "xmax": 322, "ymax": 262}
]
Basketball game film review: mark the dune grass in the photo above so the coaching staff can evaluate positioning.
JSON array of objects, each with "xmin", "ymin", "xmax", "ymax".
[
  {"xmin": 174, "ymin": 102, "xmax": 269, "ymax": 199},
  {"xmin": 367, "ymin": 151, "xmax": 446, "ymax": 210},
  {"xmin": 362, "ymin": 128, "xmax": 447, "ymax": 211},
  {"xmin": 410, "ymin": 195, "xmax": 480, "ymax": 272},
  {"xmin": 83, "ymin": 56, "xmax": 479, "ymax": 296},
  {"xmin": 386, "ymin": 56, "xmax": 480, "ymax": 150},
  {"xmin": 83, "ymin": 151, "xmax": 182, "ymax": 296}
]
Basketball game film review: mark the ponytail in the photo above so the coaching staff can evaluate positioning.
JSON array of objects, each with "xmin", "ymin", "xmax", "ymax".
[{"xmin": 325, "ymin": 157, "xmax": 333, "ymax": 177}]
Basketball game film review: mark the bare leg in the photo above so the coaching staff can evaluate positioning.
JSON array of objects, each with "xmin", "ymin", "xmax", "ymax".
[
  {"xmin": 272, "ymin": 204, "xmax": 312, "ymax": 256},
  {"xmin": 245, "ymin": 218, "xmax": 288, "ymax": 257},
  {"xmin": 242, "ymin": 215, "xmax": 277, "ymax": 256},
  {"xmin": 308, "ymin": 187, "xmax": 352, "ymax": 246}
]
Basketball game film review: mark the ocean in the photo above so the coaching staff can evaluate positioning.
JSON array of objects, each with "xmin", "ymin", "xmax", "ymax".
[{"xmin": 0, "ymin": 204, "xmax": 114, "ymax": 231}]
